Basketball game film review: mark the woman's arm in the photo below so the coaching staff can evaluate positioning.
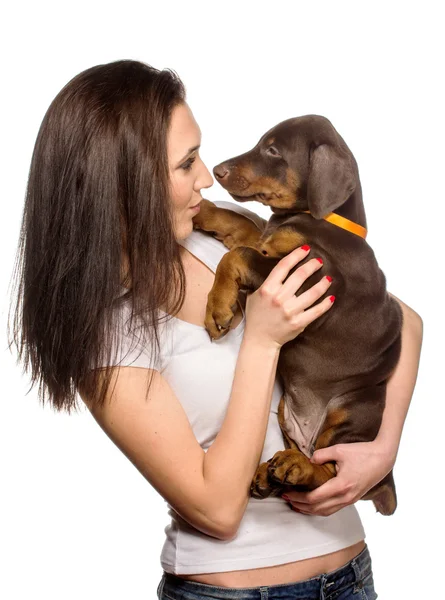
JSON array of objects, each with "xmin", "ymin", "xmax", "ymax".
[
  {"xmin": 81, "ymin": 248, "xmax": 332, "ymax": 540},
  {"xmin": 373, "ymin": 293, "xmax": 423, "ymax": 461},
  {"xmin": 282, "ymin": 294, "xmax": 423, "ymax": 516}
]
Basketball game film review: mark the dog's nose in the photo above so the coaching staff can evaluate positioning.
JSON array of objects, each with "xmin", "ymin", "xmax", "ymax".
[{"xmin": 213, "ymin": 164, "xmax": 230, "ymax": 180}]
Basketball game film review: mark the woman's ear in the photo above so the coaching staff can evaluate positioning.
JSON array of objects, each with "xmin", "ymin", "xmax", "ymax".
[{"xmin": 307, "ymin": 144, "xmax": 356, "ymax": 219}]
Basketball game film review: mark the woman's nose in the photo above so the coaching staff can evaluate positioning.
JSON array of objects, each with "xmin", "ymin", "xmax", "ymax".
[{"xmin": 196, "ymin": 162, "xmax": 214, "ymax": 190}]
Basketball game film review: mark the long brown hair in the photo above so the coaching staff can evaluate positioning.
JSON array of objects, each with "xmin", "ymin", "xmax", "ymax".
[{"xmin": 7, "ymin": 59, "xmax": 187, "ymax": 414}]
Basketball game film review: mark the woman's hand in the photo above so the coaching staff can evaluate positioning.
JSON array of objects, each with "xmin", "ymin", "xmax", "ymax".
[
  {"xmin": 244, "ymin": 245, "xmax": 334, "ymax": 349},
  {"xmin": 282, "ymin": 440, "xmax": 396, "ymax": 517}
]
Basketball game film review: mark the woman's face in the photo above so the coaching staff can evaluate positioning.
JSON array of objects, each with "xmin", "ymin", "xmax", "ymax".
[{"xmin": 167, "ymin": 103, "xmax": 213, "ymax": 240}]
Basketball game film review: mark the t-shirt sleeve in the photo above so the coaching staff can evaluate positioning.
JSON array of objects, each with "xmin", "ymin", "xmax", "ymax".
[
  {"xmin": 212, "ymin": 200, "xmax": 268, "ymax": 232},
  {"xmin": 93, "ymin": 303, "xmax": 165, "ymax": 372}
]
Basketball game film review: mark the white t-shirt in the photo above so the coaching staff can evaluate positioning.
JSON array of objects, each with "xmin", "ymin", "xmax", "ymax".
[{"xmin": 100, "ymin": 200, "xmax": 365, "ymax": 575}]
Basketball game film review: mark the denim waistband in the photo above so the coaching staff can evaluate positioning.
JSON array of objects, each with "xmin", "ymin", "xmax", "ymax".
[{"xmin": 159, "ymin": 545, "xmax": 373, "ymax": 599}]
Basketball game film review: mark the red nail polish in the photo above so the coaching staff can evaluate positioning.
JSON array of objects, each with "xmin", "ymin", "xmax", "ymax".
[
  {"xmin": 301, "ymin": 245, "xmax": 310, "ymax": 251},
  {"xmin": 282, "ymin": 495, "xmax": 290, "ymax": 501},
  {"xmin": 329, "ymin": 295, "xmax": 336, "ymax": 303},
  {"xmin": 316, "ymin": 258, "xmax": 323, "ymax": 264},
  {"xmin": 326, "ymin": 276, "xmax": 333, "ymax": 282}
]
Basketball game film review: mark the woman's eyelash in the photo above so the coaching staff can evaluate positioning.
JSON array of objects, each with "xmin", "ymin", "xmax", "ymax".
[{"xmin": 182, "ymin": 156, "xmax": 196, "ymax": 171}]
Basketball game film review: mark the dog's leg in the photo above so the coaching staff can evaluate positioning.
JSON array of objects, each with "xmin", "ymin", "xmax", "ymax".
[
  {"xmin": 362, "ymin": 471, "xmax": 397, "ymax": 516},
  {"xmin": 313, "ymin": 385, "xmax": 397, "ymax": 515},
  {"xmin": 258, "ymin": 226, "xmax": 307, "ymax": 258},
  {"xmin": 308, "ymin": 386, "xmax": 396, "ymax": 515},
  {"xmin": 204, "ymin": 246, "xmax": 279, "ymax": 340},
  {"xmin": 204, "ymin": 226, "xmax": 311, "ymax": 340},
  {"xmin": 192, "ymin": 199, "xmax": 264, "ymax": 250}
]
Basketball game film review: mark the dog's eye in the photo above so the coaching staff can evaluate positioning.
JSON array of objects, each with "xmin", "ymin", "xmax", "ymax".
[{"xmin": 266, "ymin": 146, "xmax": 281, "ymax": 157}]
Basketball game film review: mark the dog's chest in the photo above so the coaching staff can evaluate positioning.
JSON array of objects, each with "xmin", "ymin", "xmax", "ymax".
[{"xmin": 281, "ymin": 386, "xmax": 328, "ymax": 458}]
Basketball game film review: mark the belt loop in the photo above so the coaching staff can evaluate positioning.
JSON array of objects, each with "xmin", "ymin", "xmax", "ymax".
[
  {"xmin": 320, "ymin": 574, "xmax": 327, "ymax": 600},
  {"xmin": 351, "ymin": 558, "xmax": 363, "ymax": 593},
  {"xmin": 259, "ymin": 586, "xmax": 268, "ymax": 600}
]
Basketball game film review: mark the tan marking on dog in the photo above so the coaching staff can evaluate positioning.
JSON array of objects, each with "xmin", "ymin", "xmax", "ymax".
[
  {"xmin": 286, "ymin": 167, "xmax": 301, "ymax": 192},
  {"xmin": 249, "ymin": 175, "xmax": 297, "ymax": 208},
  {"xmin": 204, "ymin": 248, "xmax": 252, "ymax": 340},
  {"xmin": 193, "ymin": 199, "xmax": 263, "ymax": 250},
  {"xmin": 315, "ymin": 408, "xmax": 349, "ymax": 450},
  {"xmin": 221, "ymin": 165, "xmax": 299, "ymax": 208},
  {"xmin": 259, "ymin": 227, "xmax": 307, "ymax": 257}
]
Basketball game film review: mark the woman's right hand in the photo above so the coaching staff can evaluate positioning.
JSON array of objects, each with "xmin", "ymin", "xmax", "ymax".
[{"xmin": 244, "ymin": 245, "xmax": 334, "ymax": 349}]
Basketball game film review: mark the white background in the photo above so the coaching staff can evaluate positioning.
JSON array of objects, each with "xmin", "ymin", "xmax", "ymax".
[{"xmin": 1, "ymin": 1, "xmax": 443, "ymax": 598}]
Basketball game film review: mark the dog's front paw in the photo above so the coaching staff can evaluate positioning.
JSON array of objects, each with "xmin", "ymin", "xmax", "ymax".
[
  {"xmin": 204, "ymin": 295, "xmax": 234, "ymax": 341},
  {"xmin": 191, "ymin": 198, "xmax": 216, "ymax": 231}
]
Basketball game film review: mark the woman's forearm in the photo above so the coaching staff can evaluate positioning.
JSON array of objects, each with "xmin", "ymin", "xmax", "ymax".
[
  {"xmin": 375, "ymin": 293, "xmax": 423, "ymax": 460},
  {"xmin": 203, "ymin": 334, "xmax": 280, "ymax": 536}
]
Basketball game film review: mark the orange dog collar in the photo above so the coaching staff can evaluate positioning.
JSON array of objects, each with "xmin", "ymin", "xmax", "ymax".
[{"xmin": 302, "ymin": 210, "xmax": 367, "ymax": 239}]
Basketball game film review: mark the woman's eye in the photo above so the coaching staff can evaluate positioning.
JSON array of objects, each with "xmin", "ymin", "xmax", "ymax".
[
  {"xmin": 182, "ymin": 156, "xmax": 196, "ymax": 171},
  {"xmin": 266, "ymin": 146, "xmax": 281, "ymax": 157}
]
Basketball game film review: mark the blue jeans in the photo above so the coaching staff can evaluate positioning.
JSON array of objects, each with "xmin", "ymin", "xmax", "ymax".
[{"xmin": 157, "ymin": 545, "xmax": 377, "ymax": 600}]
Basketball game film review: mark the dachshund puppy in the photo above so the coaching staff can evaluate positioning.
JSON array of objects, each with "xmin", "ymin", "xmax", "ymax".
[{"xmin": 192, "ymin": 115, "xmax": 402, "ymax": 515}]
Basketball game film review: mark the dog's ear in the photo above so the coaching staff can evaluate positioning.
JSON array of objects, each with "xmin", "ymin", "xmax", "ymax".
[{"xmin": 307, "ymin": 144, "xmax": 356, "ymax": 219}]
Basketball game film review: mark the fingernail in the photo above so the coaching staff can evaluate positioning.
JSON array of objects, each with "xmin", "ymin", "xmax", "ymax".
[
  {"xmin": 316, "ymin": 258, "xmax": 323, "ymax": 264},
  {"xmin": 326, "ymin": 275, "xmax": 333, "ymax": 282},
  {"xmin": 282, "ymin": 495, "xmax": 290, "ymax": 501},
  {"xmin": 301, "ymin": 245, "xmax": 310, "ymax": 251},
  {"xmin": 329, "ymin": 295, "xmax": 336, "ymax": 303}
]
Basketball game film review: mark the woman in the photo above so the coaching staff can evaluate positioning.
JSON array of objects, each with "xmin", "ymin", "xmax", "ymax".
[{"xmin": 9, "ymin": 59, "xmax": 423, "ymax": 599}]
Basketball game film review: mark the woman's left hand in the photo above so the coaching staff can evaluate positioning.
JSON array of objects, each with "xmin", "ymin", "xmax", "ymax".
[{"xmin": 281, "ymin": 441, "xmax": 396, "ymax": 517}]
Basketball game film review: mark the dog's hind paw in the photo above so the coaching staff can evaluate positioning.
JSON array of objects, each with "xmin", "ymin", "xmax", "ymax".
[
  {"xmin": 250, "ymin": 460, "xmax": 276, "ymax": 498},
  {"xmin": 267, "ymin": 449, "xmax": 313, "ymax": 487}
]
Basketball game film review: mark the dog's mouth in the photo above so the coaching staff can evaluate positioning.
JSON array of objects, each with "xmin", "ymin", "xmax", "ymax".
[
  {"xmin": 231, "ymin": 192, "xmax": 277, "ymax": 205},
  {"xmin": 231, "ymin": 192, "xmax": 301, "ymax": 214}
]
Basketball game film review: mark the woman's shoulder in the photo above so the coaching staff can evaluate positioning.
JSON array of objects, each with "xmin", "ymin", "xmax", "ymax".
[{"xmin": 92, "ymin": 295, "xmax": 171, "ymax": 372}]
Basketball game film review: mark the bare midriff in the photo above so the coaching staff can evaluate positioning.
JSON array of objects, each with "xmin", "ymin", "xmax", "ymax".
[{"xmin": 176, "ymin": 540, "xmax": 366, "ymax": 587}]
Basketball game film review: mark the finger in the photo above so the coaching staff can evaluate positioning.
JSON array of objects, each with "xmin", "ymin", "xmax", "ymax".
[
  {"xmin": 291, "ymin": 500, "xmax": 350, "ymax": 517},
  {"xmin": 284, "ymin": 478, "xmax": 344, "ymax": 504},
  {"xmin": 311, "ymin": 447, "xmax": 339, "ymax": 464},
  {"xmin": 290, "ymin": 294, "xmax": 335, "ymax": 331},
  {"xmin": 281, "ymin": 270, "xmax": 333, "ymax": 310},
  {"xmin": 278, "ymin": 258, "xmax": 329, "ymax": 303},
  {"xmin": 291, "ymin": 507, "xmax": 312, "ymax": 515},
  {"xmin": 261, "ymin": 245, "xmax": 311, "ymax": 289}
]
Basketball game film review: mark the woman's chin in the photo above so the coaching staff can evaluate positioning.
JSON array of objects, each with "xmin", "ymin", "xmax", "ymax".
[{"xmin": 175, "ymin": 220, "xmax": 194, "ymax": 241}]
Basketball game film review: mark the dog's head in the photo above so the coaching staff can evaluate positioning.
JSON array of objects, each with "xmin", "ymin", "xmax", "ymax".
[{"xmin": 213, "ymin": 115, "xmax": 358, "ymax": 219}]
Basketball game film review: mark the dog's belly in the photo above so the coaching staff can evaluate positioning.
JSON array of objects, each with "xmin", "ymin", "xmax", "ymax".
[{"xmin": 281, "ymin": 388, "xmax": 328, "ymax": 459}]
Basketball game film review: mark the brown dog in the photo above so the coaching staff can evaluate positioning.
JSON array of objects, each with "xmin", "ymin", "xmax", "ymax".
[{"xmin": 192, "ymin": 115, "xmax": 403, "ymax": 515}]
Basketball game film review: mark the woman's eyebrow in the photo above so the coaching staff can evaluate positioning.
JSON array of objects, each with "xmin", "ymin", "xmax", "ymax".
[{"xmin": 177, "ymin": 144, "xmax": 200, "ymax": 166}]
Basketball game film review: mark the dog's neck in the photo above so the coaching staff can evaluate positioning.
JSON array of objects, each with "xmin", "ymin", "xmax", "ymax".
[
  {"xmin": 271, "ymin": 185, "xmax": 368, "ymax": 239},
  {"xmin": 311, "ymin": 185, "xmax": 368, "ymax": 239},
  {"xmin": 308, "ymin": 182, "xmax": 368, "ymax": 239}
]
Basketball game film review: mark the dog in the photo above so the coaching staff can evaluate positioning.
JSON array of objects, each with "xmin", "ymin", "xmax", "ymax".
[{"xmin": 192, "ymin": 115, "xmax": 403, "ymax": 515}]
